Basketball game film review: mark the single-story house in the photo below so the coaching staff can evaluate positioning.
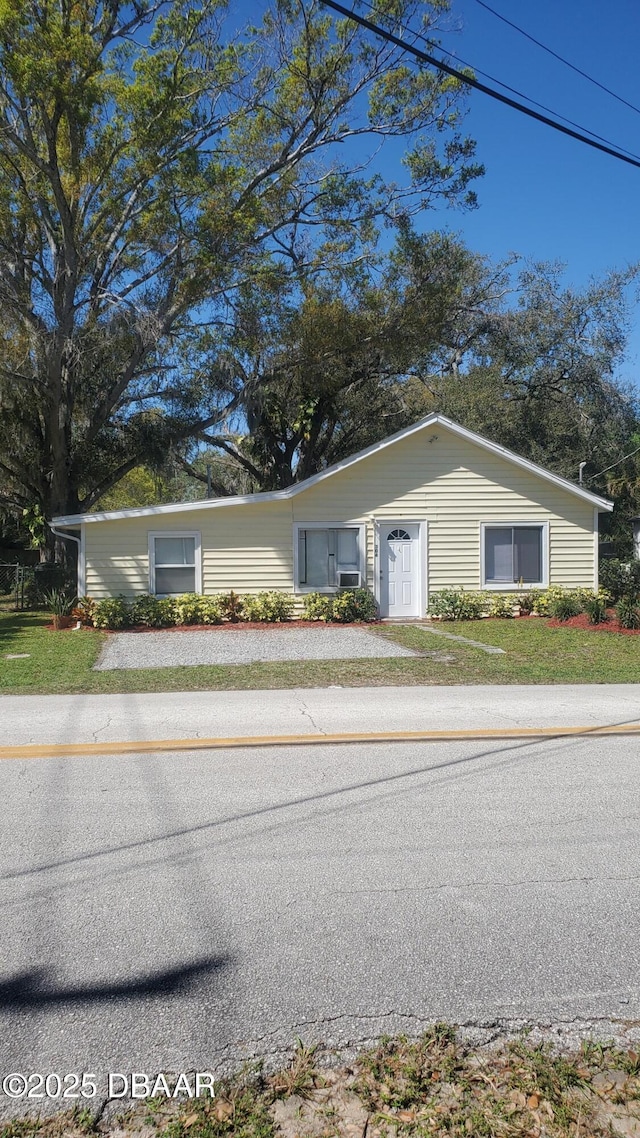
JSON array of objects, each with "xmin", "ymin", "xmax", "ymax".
[{"xmin": 50, "ymin": 413, "xmax": 612, "ymax": 619}]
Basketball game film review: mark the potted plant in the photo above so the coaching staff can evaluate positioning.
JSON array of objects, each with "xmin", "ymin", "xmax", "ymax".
[{"xmin": 42, "ymin": 587, "xmax": 78, "ymax": 630}]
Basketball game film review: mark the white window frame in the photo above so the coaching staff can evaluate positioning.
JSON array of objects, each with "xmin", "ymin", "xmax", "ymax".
[
  {"xmin": 293, "ymin": 521, "xmax": 366, "ymax": 594},
  {"xmin": 148, "ymin": 531, "xmax": 202, "ymax": 596},
  {"xmin": 480, "ymin": 521, "xmax": 549, "ymax": 590}
]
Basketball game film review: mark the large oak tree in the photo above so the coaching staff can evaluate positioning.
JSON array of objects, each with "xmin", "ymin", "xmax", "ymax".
[
  {"xmin": 0, "ymin": 0, "xmax": 481, "ymax": 555},
  {"xmin": 181, "ymin": 237, "xmax": 639, "ymax": 513}
]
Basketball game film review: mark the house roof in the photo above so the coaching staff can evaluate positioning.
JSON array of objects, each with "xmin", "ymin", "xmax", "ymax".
[{"xmin": 50, "ymin": 413, "xmax": 613, "ymax": 526}]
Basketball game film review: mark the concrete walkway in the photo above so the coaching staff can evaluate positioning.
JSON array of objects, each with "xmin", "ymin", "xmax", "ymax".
[{"xmin": 1, "ymin": 684, "xmax": 639, "ymax": 748}]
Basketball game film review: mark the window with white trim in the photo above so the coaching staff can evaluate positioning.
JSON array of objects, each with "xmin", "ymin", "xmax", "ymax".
[
  {"xmin": 297, "ymin": 526, "xmax": 361, "ymax": 589},
  {"xmin": 150, "ymin": 533, "xmax": 200, "ymax": 595},
  {"xmin": 483, "ymin": 525, "xmax": 545, "ymax": 586}
]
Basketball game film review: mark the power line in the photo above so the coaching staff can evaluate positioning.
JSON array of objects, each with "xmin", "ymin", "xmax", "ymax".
[
  {"xmin": 447, "ymin": 59, "xmax": 640, "ymax": 162},
  {"xmin": 589, "ymin": 444, "xmax": 640, "ymax": 481},
  {"xmin": 471, "ymin": 0, "xmax": 640, "ymax": 119},
  {"xmin": 320, "ymin": 0, "xmax": 640, "ymax": 170},
  {"xmin": 356, "ymin": 0, "xmax": 640, "ymax": 163}
]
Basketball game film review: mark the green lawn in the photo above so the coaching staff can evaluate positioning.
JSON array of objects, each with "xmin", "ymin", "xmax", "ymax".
[
  {"xmin": 380, "ymin": 618, "xmax": 640, "ymax": 683},
  {"xmin": 0, "ymin": 611, "xmax": 638, "ymax": 695}
]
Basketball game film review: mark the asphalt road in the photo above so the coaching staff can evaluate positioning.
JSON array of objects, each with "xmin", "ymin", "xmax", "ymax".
[
  {"xmin": 1, "ymin": 730, "xmax": 639, "ymax": 1095},
  {"xmin": 3, "ymin": 683, "xmax": 640, "ymax": 746}
]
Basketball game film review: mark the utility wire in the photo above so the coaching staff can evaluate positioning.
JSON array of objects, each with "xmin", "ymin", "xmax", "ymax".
[
  {"xmin": 355, "ymin": 0, "xmax": 640, "ymax": 162},
  {"xmin": 589, "ymin": 444, "xmax": 640, "ymax": 480},
  {"xmin": 472, "ymin": 0, "xmax": 640, "ymax": 119},
  {"xmin": 320, "ymin": 0, "xmax": 640, "ymax": 170}
]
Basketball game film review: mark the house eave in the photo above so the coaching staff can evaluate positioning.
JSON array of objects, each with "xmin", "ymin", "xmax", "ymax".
[{"xmin": 50, "ymin": 413, "xmax": 613, "ymax": 527}]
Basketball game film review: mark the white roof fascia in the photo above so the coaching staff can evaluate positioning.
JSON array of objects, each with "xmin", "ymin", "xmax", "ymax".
[
  {"xmin": 51, "ymin": 416, "xmax": 444, "ymax": 526},
  {"xmin": 435, "ymin": 415, "xmax": 613, "ymax": 512},
  {"xmin": 51, "ymin": 488, "xmax": 288, "ymax": 526},
  {"xmin": 50, "ymin": 413, "xmax": 612, "ymax": 526},
  {"xmin": 282, "ymin": 411, "xmax": 613, "ymax": 511}
]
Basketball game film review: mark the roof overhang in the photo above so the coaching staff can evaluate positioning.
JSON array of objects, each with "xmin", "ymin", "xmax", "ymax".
[{"xmin": 51, "ymin": 413, "xmax": 613, "ymax": 526}]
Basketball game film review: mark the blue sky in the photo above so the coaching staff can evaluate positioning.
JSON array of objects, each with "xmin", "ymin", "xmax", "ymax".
[
  {"xmin": 424, "ymin": 0, "xmax": 640, "ymax": 384},
  {"xmin": 229, "ymin": 0, "xmax": 640, "ymax": 385}
]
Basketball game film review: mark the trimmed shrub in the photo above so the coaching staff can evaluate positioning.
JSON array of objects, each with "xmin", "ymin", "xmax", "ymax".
[
  {"xmin": 532, "ymin": 591, "xmax": 551, "ymax": 616},
  {"xmin": 487, "ymin": 594, "xmax": 515, "ymax": 619},
  {"xmin": 599, "ymin": 558, "xmax": 640, "ymax": 602},
  {"xmin": 94, "ymin": 595, "xmax": 131, "ymax": 629},
  {"xmin": 73, "ymin": 596, "xmax": 97, "ymax": 625},
  {"xmin": 331, "ymin": 587, "xmax": 378, "ymax": 623},
  {"xmin": 574, "ymin": 586, "xmax": 606, "ymax": 609},
  {"xmin": 532, "ymin": 586, "xmax": 586, "ymax": 618},
  {"xmin": 583, "ymin": 592, "xmax": 610, "ymax": 625},
  {"xmin": 516, "ymin": 591, "xmax": 539, "ymax": 616},
  {"xmin": 241, "ymin": 591, "xmax": 294, "ymax": 622},
  {"xmin": 302, "ymin": 593, "xmax": 334, "ymax": 621},
  {"xmin": 171, "ymin": 594, "xmax": 224, "ymax": 624},
  {"xmin": 218, "ymin": 590, "xmax": 244, "ymax": 622},
  {"xmin": 130, "ymin": 593, "xmax": 175, "ymax": 628},
  {"xmin": 531, "ymin": 586, "xmax": 565, "ymax": 616},
  {"xmin": 429, "ymin": 588, "xmax": 484, "ymax": 621},
  {"xmin": 266, "ymin": 591, "xmax": 295, "ymax": 621},
  {"xmin": 303, "ymin": 588, "xmax": 377, "ymax": 623},
  {"xmin": 548, "ymin": 590, "xmax": 583, "ymax": 622},
  {"xmin": 173, "ymin": 593, "xmax": 204, "ymax": 625},
  {"xmin": 616, "ymin": 597, "xmax": 640, "ymax": 630},
  {"xmin": 198, "ymin": 596, "xmax": 224, "ymax": 624},
  {"xmin": 93, "ymin": 592, "xmax": 225, "ymax": 628}
]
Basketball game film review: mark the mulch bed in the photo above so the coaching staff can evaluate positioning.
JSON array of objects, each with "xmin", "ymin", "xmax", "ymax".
[
  {"xmin": 101, "ymin": 620, "xmax": 382, "ymax": 634},
  {"xmin": 547, "ymin": 611, "xmax": 640, "ymax": 635}
]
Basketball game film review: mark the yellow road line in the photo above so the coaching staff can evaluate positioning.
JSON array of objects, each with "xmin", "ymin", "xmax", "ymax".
[{"xmin": 1, "ymin": 723, "xmax": 640, "ymax": 760}]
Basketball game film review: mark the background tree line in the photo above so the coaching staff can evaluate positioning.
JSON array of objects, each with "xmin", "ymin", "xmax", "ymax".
[{"xmin": 0, "ymin": 0, "xmax": 637, "ymax": 560}]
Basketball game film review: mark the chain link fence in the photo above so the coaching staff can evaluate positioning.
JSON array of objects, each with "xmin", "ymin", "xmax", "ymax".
[
  {"xmin": 0, "ymin": 564, "xmax": 26, "ymax": 611},
  {"xmin": 0, "ymin": 563, "xmax": 76, "ymax": 611}
]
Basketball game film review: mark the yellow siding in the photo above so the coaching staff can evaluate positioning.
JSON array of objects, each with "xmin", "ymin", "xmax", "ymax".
[
  {"xmin": 84, "ymin": 424, "xmax": 599, "ymax": 607},
  {"xmin": 201, "ymin": 502, "xmax": 292, "ymax": 593},
  {"xmin": 84, "ymin": 501, "xmax": 293, "ymax": 598},
  {"xmin": 84, "ymin": 520, "xmax": 148, "ymax": 597},
  {"xmin": 292, "ymin": 427, "xmax": 597, "ymax": 597}
]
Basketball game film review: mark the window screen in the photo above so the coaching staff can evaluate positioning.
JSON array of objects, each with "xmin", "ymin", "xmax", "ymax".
[
  {"xmin": 336, "ymin": 528, "xmax": 358, "ymax": 567},
  {"xmin": 514, "ymin": 527, "xmax": 542, "ymax": 583},
  {"xmin": 153, "ymin": 536, "xmax": 196, "ymax": 595},
  {"xmin": 304, "ymin": 529, "xmax": 330, "ymax": 588},
  {"xmin": 485, "ymin": 528, "xmax": 513, "ymax": 582},
  {"xmin": 485, "ymin": 526, "xmax": 543, "ymax": 584},
  {"xmin": 155, "ymin": 537, "xmax": 195, "ymax": 566},
  {"xmin": 298, "ymin": 527, "xmax": 359, "ymax": 587}
]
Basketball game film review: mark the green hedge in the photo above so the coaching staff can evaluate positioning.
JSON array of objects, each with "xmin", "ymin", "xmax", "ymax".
[
  {"xmin": 598, "ymin": 559, "xmax": 640, "ymax": 602},
  {"xmin": 88, "ymin": 589, "xmax": 377, "ymax": 630},
  {"xmin": 428, "ymin": 586, "xmax": 612, "ymax": 623},
  {"xmin": 302, "ymin": 588, "xmax": 378, "ymax": 623}
]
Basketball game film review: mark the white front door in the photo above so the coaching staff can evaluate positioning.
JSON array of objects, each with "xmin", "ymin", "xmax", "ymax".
[{"xmin": 380, "ymin": 524, "xmax": 421, "ymax": 618}]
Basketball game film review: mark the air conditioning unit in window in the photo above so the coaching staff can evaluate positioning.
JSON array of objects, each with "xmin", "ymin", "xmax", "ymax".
[{"xmin": 337, "ymin": 571, "xmax": 361, "ymax": 587}]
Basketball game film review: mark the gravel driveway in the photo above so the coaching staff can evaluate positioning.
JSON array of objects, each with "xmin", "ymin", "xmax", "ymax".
[{"xmin": 94, "ymin": 625, "xmax": 417, "ymax": 670}]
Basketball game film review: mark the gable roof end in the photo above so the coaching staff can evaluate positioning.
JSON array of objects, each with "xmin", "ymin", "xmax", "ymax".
[{"xmin": 50, "ymin": 413, "xmax": 613, "ymax": 525}]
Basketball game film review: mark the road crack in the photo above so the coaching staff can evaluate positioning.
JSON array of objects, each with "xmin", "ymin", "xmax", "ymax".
[
  {"xmin": 331, "ymin": 873, "xmax": 640, "ymax": 895},
  {"xmin": 91, "ymin": 715, "xmax": 112, "ymax": 744},
  {"xmin": 296, "ymin": 694, "xmax": 326, "ymax": 735}
]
